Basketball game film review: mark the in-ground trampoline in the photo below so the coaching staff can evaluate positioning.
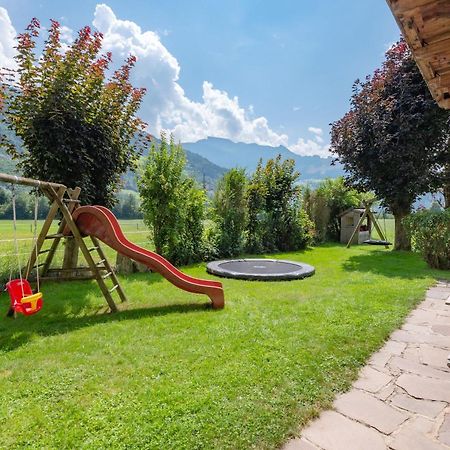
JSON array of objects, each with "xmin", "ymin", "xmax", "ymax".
[{"xmin": 206, "ymin": 258, "xmax": 315, "ymax": 281}]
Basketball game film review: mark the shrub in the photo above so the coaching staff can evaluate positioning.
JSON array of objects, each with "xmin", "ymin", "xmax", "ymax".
[
  {"xmin": 212, "ymin": 168, "xmax": 248, "ymax": 257},
  {"xmin": 201, "ymin": 220, "xmax": 220, "ymax": 262},
  {"xmin": 174, "ymin": 178, "xmax": 206, "ymax": 264},
  {"xmin": 138, "ymin": 133, "xmax": 206, "ymax": 266},
  {"xmin": 404, "ymin": 209, "xmax": 450, "ymax": 270},
  {"xmin": 303, "ymin": 177, "xmax": 364, "ymax": 243},
  {"xmin": 246, "ymin": 155, "xmax": 312, "ymax": 253}
]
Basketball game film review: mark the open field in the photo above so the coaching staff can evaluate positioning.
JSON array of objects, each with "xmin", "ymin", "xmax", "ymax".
[
  {"xmin": 0, "ymin": 219, "xmax": 150, "ymax": 282},
  {"xmin": 0, "ymin": 240, "xmax": 447, "ymax": 449}
]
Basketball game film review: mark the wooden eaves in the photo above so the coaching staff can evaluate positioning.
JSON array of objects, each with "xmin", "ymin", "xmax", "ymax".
[{"xmin": 386, "ymin": 0, "xmax": 450, "ymax": 109}]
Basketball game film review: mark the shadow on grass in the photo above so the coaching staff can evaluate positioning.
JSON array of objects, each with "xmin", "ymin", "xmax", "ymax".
[
  {"xmin": 342, "ymin": 249, "xmax": 448, "ymax": 280},
  {"xmin": 0, "ymin": 274, "xmax": 213, "ymax": 353}
]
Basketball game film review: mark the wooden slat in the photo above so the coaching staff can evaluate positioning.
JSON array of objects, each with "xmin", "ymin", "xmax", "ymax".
[
  {"xmin": 90, "ymin": 236, "xmax": 128, "ymax": 303},
  {"xmin": 24, "ymin": 186, "xmax": 66, "ymax": 279},
  {"xmin": 0, "ymin": 172, "xmax": 66, "ymax": 189},
  {"xmin": 388, "ymin": 0, "xmax": 439, "ymax": 15},
  {"xmin": 41, "ymin": 186, "xmax": 81, "ymax": 276},
  {"xmin": 386, "ymin": 0, "xmax": 450, "ymax": 109},
  {"xmin": 415, "ymin": 37, "xmax": 450, "ymax": 59}
]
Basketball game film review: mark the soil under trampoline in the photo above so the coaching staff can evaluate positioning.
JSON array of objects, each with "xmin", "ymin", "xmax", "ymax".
[{"xmin": 206, "ymin": 258, "xmax": 315, "ymax": 281}]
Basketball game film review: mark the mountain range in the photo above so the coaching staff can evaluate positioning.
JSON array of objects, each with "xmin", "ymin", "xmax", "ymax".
[
  {"xmin": 182, "ymin": 137, "xmax": 343, "ymax": 182},
  {"xmin": 0, "ymin": 126, "xmax": 342, "ymax": 193}
]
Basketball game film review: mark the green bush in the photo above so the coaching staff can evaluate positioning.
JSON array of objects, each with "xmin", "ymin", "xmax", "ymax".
[
  {"xmin": 212, "ymin": 168, "xmax": 248, "ymax": 257},
  {"xmin": 138, "ymin": 133, "xmax": 206, "ymax": 266},
  {"xmin": 201, "ymin": 220, "xmax": 220, "ymax": 261},
  {"xmin": 173, "ymin": 178, "xmax": 206, "ymax": 264},
  {"xmin": 404, "ymin": 209, "xmax": 450, "ymax": 270},
  {"xmin": 246, "ymin": 155, "xmax": 312, "ymax": 253},
  {"xmin": 303, "ymin": 177, "xmax": 367, "ymax": 243}
]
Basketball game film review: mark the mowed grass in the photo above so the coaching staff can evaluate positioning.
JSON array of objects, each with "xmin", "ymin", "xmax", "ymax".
[{"xmin": 0, "ymin": 241, "xmax": 448, "ymax": 449}]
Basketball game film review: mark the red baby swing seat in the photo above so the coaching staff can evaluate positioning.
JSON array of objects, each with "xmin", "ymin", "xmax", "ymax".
[
  {"xmin": 6, "ymin": 279, "xmax": 43, "ymax": 316},
  {"xmin": 4, "ymin": 178, "xmax": 43, "ymax": 317}
]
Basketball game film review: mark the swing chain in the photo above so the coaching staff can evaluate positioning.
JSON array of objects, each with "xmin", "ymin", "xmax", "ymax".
[
  {"xmin": 11, "ymin": 178, "xmax": 25, "ymax": 298},
  {"xmin": 34, "ymin": 181, "xmax": 40, "ymax": 292}
]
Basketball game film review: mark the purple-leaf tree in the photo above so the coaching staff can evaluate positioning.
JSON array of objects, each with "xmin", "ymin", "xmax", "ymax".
[{"xmin": 331, "ymin": 40, "xmax": 449, "ymax": 250}]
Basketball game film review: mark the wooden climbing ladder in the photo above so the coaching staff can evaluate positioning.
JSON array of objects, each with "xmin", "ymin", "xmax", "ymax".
[{"xmin": 0, "ymin": 173, "xmax": 127, "ymax": 312}]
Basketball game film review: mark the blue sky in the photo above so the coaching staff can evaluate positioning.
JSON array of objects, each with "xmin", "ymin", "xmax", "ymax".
[{"xmin": 0, "ymin": 1, "xmax": 400, "ymax": 156}]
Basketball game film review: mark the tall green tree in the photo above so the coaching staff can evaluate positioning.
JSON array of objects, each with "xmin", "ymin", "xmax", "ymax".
[
  {"xmin": 246, "ymin": 155, "xmax": 312, "ymax": 253},
  {"xmin": 331, "ymin": 40, "xmax": 449, "ymax": 250},
  {"xmin": 212, "ymin": 168, "xmax": 248, "ymax": 257},
  {"xmin": 138, "ymin": 133, "xmax": 206, "ymax": 265},
  {"xmin": 0, "ymin": 18, "xmax": 147, "ymax": 206}
]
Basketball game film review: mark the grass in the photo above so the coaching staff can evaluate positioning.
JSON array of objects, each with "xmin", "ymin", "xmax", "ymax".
[
  {"xmin": 0, "ymin": 219, "xmax": 150, "ymax": 282},
  {"xmin": 0, "ymin": 240, "xmax": 448, "ymax": 449}
]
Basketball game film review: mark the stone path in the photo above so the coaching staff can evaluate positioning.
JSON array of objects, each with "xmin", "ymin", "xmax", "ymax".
[{"xmin": 283, "ymin": 281, "xmax": 450, "ymax": 450}]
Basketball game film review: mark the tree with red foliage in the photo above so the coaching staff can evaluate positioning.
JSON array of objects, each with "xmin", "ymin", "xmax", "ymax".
[
  {"xmin": 0, "ymin": 19, "xmax": 147, "ymax": 206},
  {"xmin": 331, "ymin": 40, "xmax": 449, "ymax": 250}
]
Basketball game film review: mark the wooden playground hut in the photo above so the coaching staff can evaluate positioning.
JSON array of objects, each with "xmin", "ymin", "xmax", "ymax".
[
  {"xmin": 339, "ymin": 208, "xmax": 371, "ymax": 245},
  {"xmin": 341, "ymin": 204, "xmax": 390, "ymax": 249}
]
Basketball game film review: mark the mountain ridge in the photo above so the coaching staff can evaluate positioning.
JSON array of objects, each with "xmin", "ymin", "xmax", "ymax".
[{"xmin": 182, "ymin": 137, "xmax": 342, "ymax": 181}]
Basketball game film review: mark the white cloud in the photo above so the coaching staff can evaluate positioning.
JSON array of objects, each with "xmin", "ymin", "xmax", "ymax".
[
  {"xmin": 290, "ymin": 138, "xmax": 330, "ymax": 158},
  {"xmin": 0, "ymin": 4, "xmax": 331, "ymax": 158},
  {"xmin": 290, "ymin": 127, "xmax": 330, "ymax": 157},
  {"xmin": 60, "ymin": 25, "xmax": 74, "ymax": 43},
  {"xmin": 93, "ymin": 4, "xmax": 290, "ymax": 148},
  {"xmin": 308, "ymin": 126, "xmax": 324, "ymax": 144},
  {"xmin": 308, "ymin": 126, "xmax": 322, "ymax": 136},
  {"xmin": 0, "ymin": 7, "xmax": 17, "ymax": 70}
]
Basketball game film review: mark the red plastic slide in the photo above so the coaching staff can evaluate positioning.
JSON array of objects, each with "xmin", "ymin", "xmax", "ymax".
[{"xmin": 67, "ymin": 206, "xmax": 224, "ymax": 309}]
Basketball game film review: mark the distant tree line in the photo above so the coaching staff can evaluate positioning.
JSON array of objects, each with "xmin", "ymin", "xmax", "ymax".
[
  {"xmin": 112, "ymin": 191, "xmax": 143, "ymax": 220},
  {"xmin": 0, "ymin": 187, "xmax": 50, "ymax": 219}
]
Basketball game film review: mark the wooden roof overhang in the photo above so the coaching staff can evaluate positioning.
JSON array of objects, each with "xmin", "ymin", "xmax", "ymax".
[{"xmin": 386, "ymin": 0, "xmax": 450, "ymax": 109}]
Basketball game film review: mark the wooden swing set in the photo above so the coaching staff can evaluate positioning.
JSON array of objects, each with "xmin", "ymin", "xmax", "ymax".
[
  {"xmin": 345, "ymin": 202, "xmax": 391, "ymax": 249},
  {"xmin": 1, "ymin": 173, "xmax": 126, "ymax": 316}
]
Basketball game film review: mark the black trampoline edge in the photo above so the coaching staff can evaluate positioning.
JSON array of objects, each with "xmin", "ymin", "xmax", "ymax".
[{"xmin": 206, "ymin": 258, "xmax": 315, "ymax": 281}]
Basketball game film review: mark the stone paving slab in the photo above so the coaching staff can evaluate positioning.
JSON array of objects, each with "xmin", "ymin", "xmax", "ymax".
[
  {"xmin": 333, "ymin": 389, "xmax": 408, "ymax": 434},
  {"xmin": 282, "ymin": 282, "xmax": 450, "ymax": 450},
  {"xmin": 390, "ymin": 393, "xmax": 446, "ymax": 418},
  {"xmin": 301, "ymin": 411, "xmax": 387, "ymax": 450}
]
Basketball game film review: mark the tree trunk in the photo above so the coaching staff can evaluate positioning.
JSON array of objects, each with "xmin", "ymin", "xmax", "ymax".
[
  {"xmin": 62, "ymin": 238, "xmax": 79, "ymax": 273},
  {"xmin": 444, "ymin": 183, "xmax": 450, "ymax": 209},
  {"xmin": 392, "ymin": 208, "xmax": 411, "ymax": 251},
  {"xmin": 443, "ymin": 164, "xmax": 450, "ymax": 209}
]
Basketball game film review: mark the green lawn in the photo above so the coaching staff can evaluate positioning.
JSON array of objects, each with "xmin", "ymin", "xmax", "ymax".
[{"xmin": 0, "ymin": 242, "xmax": 447, "ymax": 449}]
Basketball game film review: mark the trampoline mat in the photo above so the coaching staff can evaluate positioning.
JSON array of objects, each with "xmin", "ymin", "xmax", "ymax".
[{"xmin": 206, "ymin": 258, "xmax": 315, "ymax": 281}]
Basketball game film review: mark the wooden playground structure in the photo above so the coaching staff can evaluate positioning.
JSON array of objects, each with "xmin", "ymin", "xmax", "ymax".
[
  {"xmin": 0, "ymin": 172, "xmax": 126, "ymax": 313},
  {"xmin": 344, "ymin": 203, "xmax": 391, "ymax": 249},
  {"xmin": 0, "ymin": 172, "xmax": 225, "ymax": 315}
]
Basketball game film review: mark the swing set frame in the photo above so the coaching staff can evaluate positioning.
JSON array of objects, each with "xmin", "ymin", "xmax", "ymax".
[
  {"xmin": 345, "ymin": 203, "xmax": 390, "ymax": 249},
  {"xmin": 0, "ymin": 172, "xmax": 126, "ymax": 314}
]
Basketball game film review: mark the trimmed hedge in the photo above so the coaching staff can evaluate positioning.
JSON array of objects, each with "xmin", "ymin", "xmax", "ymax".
[{"xmin": 404, "ymin": 209, "xmax": 450, "ymax": 270}]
